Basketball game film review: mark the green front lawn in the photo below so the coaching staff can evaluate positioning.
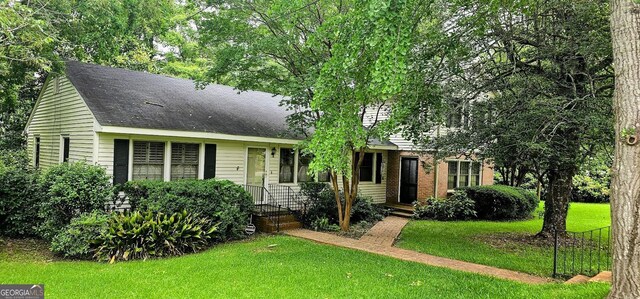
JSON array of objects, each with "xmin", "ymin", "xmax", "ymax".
[
  {"xmin": 0, "ymin": 235, "xmax": 610, "ymax": 298},
  {"xmin": 396, "ymin": 202, "xmax": 611, "ymax": 277}
]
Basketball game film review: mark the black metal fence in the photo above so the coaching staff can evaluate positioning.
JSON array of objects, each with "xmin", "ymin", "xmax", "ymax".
[{"xmin": 553, "ymin": 226, "xmax": 612, "ymax": 278}]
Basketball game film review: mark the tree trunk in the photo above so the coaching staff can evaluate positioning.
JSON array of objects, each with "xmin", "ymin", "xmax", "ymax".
[
  {"xmin": 539, "ymin": 166, "xmax": 575, "ymax": 237},
  {"xmin": 609, "ymin": 0, "xmax": 640, "ymax": 297},
  {"xmin": 330, "ymin": 148, "xmax": 365, "ymax": 232}
]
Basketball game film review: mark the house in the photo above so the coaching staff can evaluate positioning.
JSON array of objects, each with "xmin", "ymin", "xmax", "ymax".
[{"xmin": 24, "ymin": 61, "xmax": 493, "ymax": 211}]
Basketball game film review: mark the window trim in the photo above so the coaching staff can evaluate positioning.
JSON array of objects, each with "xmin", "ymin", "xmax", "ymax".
[
  {"xmin": 170, "ymin": 142, "xmax": 200, "ymax": 181},
  {"xmin": 447, "ymin": 160, "xmax": 483, "ymax": 191},
  {"xmin": 59, "ymin": 135, "xmax": 70, "ymax": 163},
  {"xmin": 278, "ymin": 147, "xmax": 335, "ymax": 184},
  {"xmin": 131, "ymin": 140, "xmax": 166, "ymax": 181},
  {"xmin": 34, "ymin": 135, "xmax": 41, "ymax": 169},
  {"xmin": 278, "ymin": 147, "xmax": 296, "ymax": 184}
]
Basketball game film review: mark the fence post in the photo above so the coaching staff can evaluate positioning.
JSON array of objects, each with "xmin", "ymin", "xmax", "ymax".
[
  {"xmin": 553, "ymin": 227, "xmax": 559, "ymax": 278},
  {"xmin": 277, "ymin": 204, "xmax": 282, "ymax": 232}
]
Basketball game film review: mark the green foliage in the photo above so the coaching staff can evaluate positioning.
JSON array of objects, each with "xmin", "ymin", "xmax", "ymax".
[
  {"xmin": 310, "ymin": 217, "xmax": 341, "ymax": 232},
  {"xmin": 460, "ymin": 185, "xmax": 539, "ymax": 220},
  {"xmin": 94, "ymin": 210, "xmax": 216, "ymax": 262},
  {"xmin": 572, "ymin": 175, "xmax": 610, "ymax": 203},
  {"xmin": 571, "ymin": 153, "xmax": 611, "ymax": 203},
  {"xmin": 1, "ymin": 0, "xmax": 204, "ymax": 152},
  {"xmin": 121, "ymin": 179, "xmax": 253, "ymax": 241},
  {"xmin": 198, "ymin": 0, "xmax": 440, "ymax": 180},
  {"xmin": 37, "ymin": 162, "xmax": 113, "ymax": 240},
  {"xmin": 413, "ymin": 191, "xmax": 477, "ymax": 221},
  {"xmin": 50, "ymin": 211, "xmax": 109, "ymax": 259},
  {"xmin": 299, "ymin": 182, "xmax": 385, "ymax": 227},
  {"xmin": 0, "ymin": 151, "xmax": 40, "ymax": 237},
  {"xmin": 420, "ymin": 0, "xmax": 613, "ymax": 232}
]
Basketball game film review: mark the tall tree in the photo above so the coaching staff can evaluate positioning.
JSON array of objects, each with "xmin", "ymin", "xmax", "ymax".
[
  {"xmin": 609, "ymin": 0, "xmax": 640, "ymax": 297},
  {"xmin": 0, "ymin": 1, "xmax": 60, "ymax": 149},
  {"xmin": 197, "ymin": 0, "xmax": 440, "ymax": 230},
  {"xmin": 0, "ymin": 0, "xmax": 204, "ymax": 151},
  {"xmin": 416, "ymin": 0, "xmax": 614, "ymax": 236}
]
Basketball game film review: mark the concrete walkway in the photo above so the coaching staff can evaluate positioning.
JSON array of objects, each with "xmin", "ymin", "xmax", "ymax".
[{"xmin": 285, "ymin": 216, "xmax": 551, "ymax": 284}]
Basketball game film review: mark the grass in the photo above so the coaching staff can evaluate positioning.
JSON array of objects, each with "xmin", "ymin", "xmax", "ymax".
[
  {"xmin": 396, "ymin": 202, "xmax": 611, "ymax": 277},
  {"xmin": 0, "ymin": 235, "xmax": 610, "ymax": 298}
]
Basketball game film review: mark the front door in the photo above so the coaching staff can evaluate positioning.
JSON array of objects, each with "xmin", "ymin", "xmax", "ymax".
[
  {"xmin": 246, "ymin": 148, "xmax": 267, "ymax": 202},
  {"xmin": 399, "ymin": 157, "xmax": 418, "ymax": 204}
]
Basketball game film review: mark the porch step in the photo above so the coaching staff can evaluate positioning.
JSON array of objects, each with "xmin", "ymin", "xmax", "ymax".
[
  {"xmin": 254, "ymin": 214, "xmax": 302, "ymax": 233},
  {"xmin": 389, "ymin": 210, "xmax": 414, "ymax": 218},
  {"xmin": 384, "ymin": 203, "xmax": 414, "ymax": 218}
]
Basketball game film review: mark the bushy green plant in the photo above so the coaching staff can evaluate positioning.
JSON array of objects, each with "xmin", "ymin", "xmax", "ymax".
[
  {"xmin": 0, "ymin": 152, "xmax": 40, "ymax": 237},
  {"xmin": 122, "ymin": 179, "xmax": 253, "ymax": 241},
  {"xmin": 94, "ymin": 210, "xmax": 217, "ymax": 262},
  {"xmin": 572, "ymin": 174, "xmax": 610, "ymax": 203},
  {"xmin": 37, "ymin": 162, "xmax": 113, "ymax": 240},
  {"xmin": 51, "ymin": 211, "xmax": 109, "ymax": 259},
  {"xmin": 299, "ymin": 182, "xmax": 385, "ymax": 227},
  {"xmin": 460, "ymin": 185, "xmax": 539, "ymax": 220},
  {"xmin": 413, "ymin": 191, "xmax": 477, "ymax": 221},
  {"xmin": 310, "ymin": 217, "xmax": 340, "ymax": 232}
]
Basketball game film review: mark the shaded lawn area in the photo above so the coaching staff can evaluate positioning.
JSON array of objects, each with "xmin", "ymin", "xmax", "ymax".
[
  {"xmin": 0, "ymin": 235, "xmax": 610, "ymax": 298},
  {"xmin": 396, "ymin": 202, "xmax": 611, "ymax": 278}
]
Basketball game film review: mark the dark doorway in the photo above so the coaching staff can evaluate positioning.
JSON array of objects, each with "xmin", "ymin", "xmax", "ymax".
[{"xmin": 399, "ymin": 157, "xmax": 418, "ymax": 204}]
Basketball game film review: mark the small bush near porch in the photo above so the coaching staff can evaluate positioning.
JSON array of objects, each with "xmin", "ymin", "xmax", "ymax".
[{"xmin": 397, "ymin": 202, "xmax": 611, "ymax": 277}]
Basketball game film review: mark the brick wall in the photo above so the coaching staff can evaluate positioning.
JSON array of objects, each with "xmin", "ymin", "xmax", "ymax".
[{"xmin": 385, "ymin": 151, "xmax": 495, "ymax": 204}]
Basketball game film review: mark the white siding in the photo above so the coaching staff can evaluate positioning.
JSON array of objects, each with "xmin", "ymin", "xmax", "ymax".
[
  {"xmin": 361, "ymin": 104, "xmax": 428, "ymax": 151},
  {"xmin": 96, "ymin": 133, "xmax": 388, "ymax": 203},
  {"xmin": 25, "ymin": 76, "xmax": 97, "ymax": 168}
]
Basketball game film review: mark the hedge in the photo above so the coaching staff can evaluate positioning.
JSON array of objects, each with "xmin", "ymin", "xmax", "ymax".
[
  {"xmin": 121, "ymin": 179, "xmax": 253, "ymax": 241},
  {"xmin": 459, "ymin": 185, "xmax": 539, "ymax": 220}
]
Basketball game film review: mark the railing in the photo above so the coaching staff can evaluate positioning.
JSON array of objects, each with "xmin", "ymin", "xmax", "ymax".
[
  {"xmin": 553, "ymin": 226, "xmax": 612, "ymax": 278},
  {"xmin": 244, "ymin": 184, "xmax": 308, "ymax": 232}
]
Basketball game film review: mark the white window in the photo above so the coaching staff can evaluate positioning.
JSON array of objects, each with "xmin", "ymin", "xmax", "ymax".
[
  {"xmin": 448, "ymin": 160, "xmax": 482, "ymax": 190},
  {"xmin": 278, "ymin": 148, "xmax": 331, "ymax": 183},
  {"xmin": 59, "ymin": 135, "xmax": 70, "ymax": 163},
  {"xmin": 132, "ymin": 141, "xmax": 165, "ymax": 181},
  {"xmin": 171, "ymin": 143, "xmax": 199, "ymax": 180},
  {"xmin": 279, "ymin": 148, "xmax": 295, "ymax": 183}
]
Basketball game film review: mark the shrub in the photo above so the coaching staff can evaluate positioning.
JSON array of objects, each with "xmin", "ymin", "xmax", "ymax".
[
  {"xmin": 310, "ymin": 217, "xmax": 340, "ymax": 232},
  {"xmin": 572, "ymin": 174, "xmax": 610, "ymax": 203},
  {"xmin": 94, "ymin": 210, "xmax": 216, "ymax": 262},
  {"xmin": 0, "ymin": 158, "xmax": 40, "ymax": 237},
  {"xmin": 460, "ymin": 185, "xmax": 539, "ymax": 220},
  {"xmin": 51, "ymin": 211, "xmax": 109, "ymax": 259},
  {"xmin": 37, "ymin": 162, "xmax": 113, "ymax": 240},
  {"xmin": 299, "ymin": 182, "xmax": 385, "ymax": 227},
  {"xmin": 122, "ymin": 179, "xmax": 253, "ymax": 241},
  {"xmin": 413, "ymin": 191, "xmax": 477, "ymax": 221}
]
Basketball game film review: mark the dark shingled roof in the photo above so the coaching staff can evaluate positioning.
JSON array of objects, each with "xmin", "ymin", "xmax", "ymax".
[
  {"xmin": 65, "ymin": 61, "xmax": 298, "ymax": 139},
  {"xmin": 64, "ymin": 61, "xmax": 396, "ymax": 147}
]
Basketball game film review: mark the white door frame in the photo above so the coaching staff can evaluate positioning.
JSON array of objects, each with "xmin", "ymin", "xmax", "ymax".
[{"xmin": 244, "ymin": 146, "xmax": 269, "ymax": 188}]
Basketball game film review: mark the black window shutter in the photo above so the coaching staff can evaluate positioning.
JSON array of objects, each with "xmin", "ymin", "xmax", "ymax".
[
  {"xmin": 113, "ymin": 139, "xmax": 130, "ymax": 186},
  {"xmin": 375, "ymin": 153, "xmax": 383, "ymax": 184},
  {"xmin": 204, "ymin": 144, "xmax": 217, "ymax": 179}
]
